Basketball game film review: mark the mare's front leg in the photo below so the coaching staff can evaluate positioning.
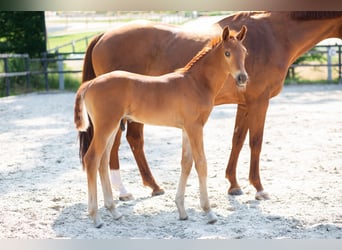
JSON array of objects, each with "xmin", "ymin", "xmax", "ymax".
[
  {"xmin": 126, "ymin": 121, "xmax": 165, "ymax": 196},
  {"xmin": 246, "ymin": 98, "xmax": 270, "ymax": 200},
  {"xmin": 109, "ymin": 126, "xmax": 134, "ymax": 201},
  {"xmin": 226, "ymin": 104, "xmax": 248, "ymax": 196},
  {"xmin": 99, "ymin": 132, "xmax": 123, "ymax": 222},
  {"xmin": 185, "ymin": 126, "xmax": 217, "ymax": 224}
]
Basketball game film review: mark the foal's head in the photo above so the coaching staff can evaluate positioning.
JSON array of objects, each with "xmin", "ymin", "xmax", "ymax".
[{"xmin": 220, "ymin": 25, "xmax": 248, "ymax": 88}]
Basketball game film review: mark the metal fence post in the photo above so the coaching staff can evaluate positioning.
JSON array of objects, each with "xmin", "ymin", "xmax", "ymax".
[
  {"xmin": 327, "ymin": 46, "xmax": 332, "ymax": 83},
  {"xmin": 339, "ymin": 45, "xmax": 342, "ymax": 84}
]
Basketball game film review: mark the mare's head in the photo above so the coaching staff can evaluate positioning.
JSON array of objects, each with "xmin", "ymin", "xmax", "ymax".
[{"xmin": 220, "ymin": 25, "xmax": 248, "ymax": 88}]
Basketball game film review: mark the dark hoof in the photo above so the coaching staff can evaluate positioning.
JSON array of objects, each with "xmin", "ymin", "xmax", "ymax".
[
  {"xmin": 228, "ymin": 187, "xmax": 243, "ymax": 196},
  {"xmin": 179, "ymin": 216, "xmax": 189, "ymax": 221},
  {"xmin": 95, "ymin": 221, "xmax": 104, "ymax": 228},
  {"xmin": 152, "ymin": 189, "xmax": 165, "ymax": 196}
]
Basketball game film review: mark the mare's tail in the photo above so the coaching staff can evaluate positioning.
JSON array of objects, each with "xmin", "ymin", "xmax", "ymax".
[
  {"xmin": 82, "ymin": 33, "xmax": 104, "ymax": 82},
  {"xmin": 78, "ymin": 33, "xmax": 103, "ymax": 165}
]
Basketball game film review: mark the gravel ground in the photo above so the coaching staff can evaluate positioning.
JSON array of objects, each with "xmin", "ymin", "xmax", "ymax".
[{"xmin": 0, "ymin": 84, "xmax": 341, "ymax": 239}]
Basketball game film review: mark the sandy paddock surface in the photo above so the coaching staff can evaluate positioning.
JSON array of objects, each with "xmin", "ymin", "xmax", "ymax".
[{"xmin": 0, "ymin": 84, "xmax": 341, "ymax": 239}]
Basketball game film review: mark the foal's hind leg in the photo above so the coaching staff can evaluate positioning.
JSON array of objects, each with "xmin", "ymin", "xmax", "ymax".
[
  {"xmin": 175, "ymin": 130, "xmax": 193, "ymax": 220},
  {"xmin": 99, "ymin": 131, "xmax": 123, "ymax": 220},
  {"xmin": 84, "ymin": 134, "xmax": 109, "ymax": 228},
  {"xmin": 185, "ymin": 126, "xmax": 217, "ymax": 224}
]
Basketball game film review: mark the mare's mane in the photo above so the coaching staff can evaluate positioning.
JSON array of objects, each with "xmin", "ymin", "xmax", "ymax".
[
  {"xmin": 290, "ymin": 11, "xmax": 342, "ymax": 20},
  {"xmin": 176, "ymin": 36, "xmax": 222, "ymax": 73}
]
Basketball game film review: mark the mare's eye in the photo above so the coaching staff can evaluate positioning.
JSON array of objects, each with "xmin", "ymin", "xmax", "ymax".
[{"xmin": 225, "ymin": 51, "xmax": 231, "ymax": 57}]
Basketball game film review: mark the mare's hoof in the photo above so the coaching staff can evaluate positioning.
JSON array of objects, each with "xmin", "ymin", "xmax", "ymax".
[
  {"xmin": 152, "ymin": 188, "xmax": 165, "ymax": 196},
  {"xmin": 119, "ymin": 193, "xmax": 134, "ymax": 201},
  {"xmin": 228, "ymin": 187, "xmax": 243, "ymax": 196},
  {"xmin": 255, "ymin": 191, "xmax": 270, "ymax": 200}
]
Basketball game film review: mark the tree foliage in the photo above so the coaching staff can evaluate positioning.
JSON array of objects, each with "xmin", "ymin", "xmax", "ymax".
[
  {"xmin": 0, "ymin": 11, "xmax": 46, "ymax": 57},
  {"xmin": 294, "ymin": 47, "xmax": 326, "ymax": 65}
]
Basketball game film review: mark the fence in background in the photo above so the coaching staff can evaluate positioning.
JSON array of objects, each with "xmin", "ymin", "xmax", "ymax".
[
  {"xmin": 0, "ymin": 44, "xmax": 341, "ymax": 97},
  {"xmin": 288, "ymin": 44, "xmax": 342, "ymax": 84},
  {"xmin": 0, "ymin": 52, "xmax": 84, "ymax": 96}
]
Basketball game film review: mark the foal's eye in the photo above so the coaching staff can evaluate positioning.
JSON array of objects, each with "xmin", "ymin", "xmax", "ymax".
[{"xmin": 225, "ymin": 51, "xmax": 231, "ymax": 57}]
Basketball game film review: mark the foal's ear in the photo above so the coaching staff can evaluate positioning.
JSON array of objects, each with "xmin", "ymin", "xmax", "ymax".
[
  {"xmin": 222, "ymin": 26, "xmax": 230, "ymax": 41},
  {"xmin": 236, "ymin": 25, "xmax": 247, "ymax": 42}
]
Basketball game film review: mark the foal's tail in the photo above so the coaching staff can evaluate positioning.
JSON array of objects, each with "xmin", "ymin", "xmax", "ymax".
[
  {"xmin": 74, "ymin": 83, "xmax": 92, "ymax": 168},
  {"xmin": 74, "ymin": 85, "xmax": 90, "ymax": 132},
  {"xmin": 78, "ymin": 33, "xmax": 103, "ymax": 165}
]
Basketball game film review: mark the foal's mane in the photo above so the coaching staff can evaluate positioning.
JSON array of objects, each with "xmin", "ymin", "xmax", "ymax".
[
  {"xmin": 290, "ymin": 11, "xmax": 342, "ymax": 20},
  {"xmin": 176, "ymin": 36, "xmax": 223, "ymax": 73}
]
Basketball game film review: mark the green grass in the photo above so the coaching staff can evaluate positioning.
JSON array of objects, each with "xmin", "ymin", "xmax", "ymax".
[{"xmin": 47, "ymin": 32, "xmax": 100, "ymax": 53}]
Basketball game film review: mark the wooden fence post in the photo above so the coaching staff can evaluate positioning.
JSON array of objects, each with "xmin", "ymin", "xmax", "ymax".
[
  {"xmin": 42, "ymin": 52, "xmax": 49, "ymax": 91},
  {"xmin": 4, "ymin": 57, "xmax": 10, "ymax": 96},
  {"xmin": 57, "ymin": 53, "xmax": 64, "ymax": 90},
  {"xmin": 24, "ymin": 55, "xmax": 31, "ymax": 90}
]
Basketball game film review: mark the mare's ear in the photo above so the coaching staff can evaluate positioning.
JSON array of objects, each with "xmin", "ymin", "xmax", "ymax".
[
  {"xmin": 222, "ymin": 26, "xmax": 230, "ymax": 40},
  {"xmin": 236, "ymin": 25, "xmax": 247, "ymax": 42}
]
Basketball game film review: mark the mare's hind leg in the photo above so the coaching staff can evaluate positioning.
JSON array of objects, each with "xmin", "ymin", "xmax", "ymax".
[
  {"xmin": 175, "ymin": 130, "xmax": 193, "ymax": 220},
  {"xmin": 99, "ymin": 130, "xmax": 123, "ymax": 221},
  {"xmin": 109, "ymin": 125, "xmax": 134, "ymax": 201},
  {"xmin": 126, "ymin": 122, "xmax": 164, "ymax": 196},
  {"xmin": 185, "ymin": 126, "xmax": 217, "ymax": 224},
  {"xmin": 226, "ymin": 104, "xmax": 248, "ymax": 196},
  {"xmin": 246, "ymin": 99, "xmax": 270, "ymax": 200}
]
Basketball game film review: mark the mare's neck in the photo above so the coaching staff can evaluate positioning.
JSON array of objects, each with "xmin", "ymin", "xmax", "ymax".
[
  {"xmin": 279, "ymin": 13, "xmax": 342, "ymax": 64},
  {"xmin": 217, "ymin": 12, "xmax": 341, "ymax": 66}
]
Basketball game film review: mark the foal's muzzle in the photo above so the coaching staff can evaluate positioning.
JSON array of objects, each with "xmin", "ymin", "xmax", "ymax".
[{"xmin": 236, "ymin": 72, "xmax": 248, "ymax": 87}]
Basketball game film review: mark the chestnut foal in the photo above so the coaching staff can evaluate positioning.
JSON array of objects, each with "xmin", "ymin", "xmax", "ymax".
[{"xmin": 74, "ymin": 26, "xmax": 248, "ymax": 227}]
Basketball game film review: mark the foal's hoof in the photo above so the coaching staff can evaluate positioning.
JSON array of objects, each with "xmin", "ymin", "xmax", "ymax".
[
  {"xmin": 152, "ymin": 188, "xmax": 165, "ymax": 197},
  {"xmin": 179, "ymin": 215, "xmax": 189, "ymax": 221},
  {"xmin": 95, "ymin": 221, "xmax": 104, "ymax": 228},
  {"xmin": 255, "ymin": 191, "xmax": 270, "ymax": 200},
  {"xmin": 93, "ymin": 217, "xmax": 104, "ymax": 228},
  {"xmin": 207, "ymin": 211, "xmax": 218, "ymax": 224},
  {"xmin": 228, "ymin": 187, "xmax": 243, "ymax": 196},
  {"xmin": 119, "ymin": 193, "xmax": 134, "ymax": 201}
]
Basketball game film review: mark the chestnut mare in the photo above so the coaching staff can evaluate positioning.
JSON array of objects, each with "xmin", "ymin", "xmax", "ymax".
[
  {"xmin": 81, "ymin": 11, "xmax": 342, "ymax": 201},
  {"xmin": 74, "ymin": 26, "xmax": 248, "ymax": 227}
]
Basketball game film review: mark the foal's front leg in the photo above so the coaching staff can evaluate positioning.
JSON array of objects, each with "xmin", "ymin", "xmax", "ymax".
[
  {"xmin": 175, "ymin": 130, "xmax": 193, "ymax": 220},
  {"xmin": 184, "ymin": 126, "xmax": 217, "ymax": 224}
]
